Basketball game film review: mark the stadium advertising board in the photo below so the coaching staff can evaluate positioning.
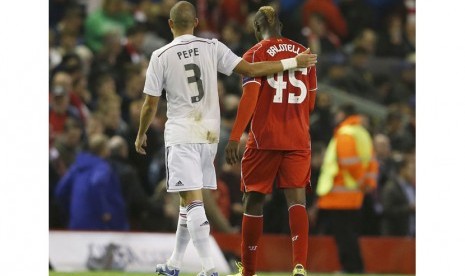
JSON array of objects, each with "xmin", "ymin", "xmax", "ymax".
[{"xmin": 49, "ymin": 231, "xmax": 231, "ymax": 273}]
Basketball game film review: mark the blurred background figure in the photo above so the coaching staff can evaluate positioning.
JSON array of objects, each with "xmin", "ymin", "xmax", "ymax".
[
  {"xmin": 54, "ymin": 134, "xmax": 129, "ymax": 231},
  {"xmin": 84, "ymin": 0, "xmax": 134, "ymax": 53},
  {"xmin": 315, "ymin": 104, "xmax": 378, "ymax": 273},
  {"xmin": 108, "ymin": 135, "xmax": 173, "ymax": 231},
  {"xmin": 381, "ymin": 155, "xmax": 415, "ymax": 236}
]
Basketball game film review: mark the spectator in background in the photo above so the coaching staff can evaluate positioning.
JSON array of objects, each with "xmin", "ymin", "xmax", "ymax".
[
  {"xmin": 84, "ymin": 0, "xmax": 134, "ymax": 53},
  {"xmin": 393, "ymin": 59, "xmax": 415, "ymax": 103},
  {"xmin": 143, "ymin": 0, "xmax": 175, "ymax": 42},
  {"xmin": 117, "ymin": 24, "xmax": 147, "ymax": 69},
  {"xmin": 49, "ymin": 84, "xmax": 81, "ymax": 145},
  {"xmin": 381, "ymin": 156, "xmax": 415, "ymax": 236},
  {"xmin": 310, "ymin": 92, "xmax": 334, "ymax": 145},
  {"xmin": 376, "ymin": 13, "xmax": 414, "ymax": 58},
  {"xmin": 301, "ymin": 0, "xmax": 348, "ymax": 39},
  {"xmin": 89, "ymin": 31, "xmax": 123, "ymax": 92},
  {"xmin": 384, "ymin": 110, "xmax": 414, "ymax": 153},
  {"xmin": 54, "ymin": 134, "xmax": 129, "ymax": 231},
  {"xmin": 99, "ymin": 95, "xmax": 129, "ymax": 138},
  {"xmin": 51, "ymin": 70, "xmax": 88, "ymax": 121},
  {"xmin": 121, "ymin": 67, "xmax": 145, "ymax": 123},
  {"xmin": 53, "ymin": 5, "xmax": 84, "ymax": 37},
  {"xmin": 342, "ymin": 47, "xmax": 378, "ymax": 101},
  {"xmin": 116, "ymin": 24, "xmax": 148, "ymax": 87},
  {"xmin": 90, "ymin": 73, "xmax": 118, "ymax": 109},
  {"xmin": 108, "ymin": 135, "xmax": 172, "ymax": 231},
  {"xmin": 315, "ymin": 104, "xmax": 378, "ymax": 273},
  {"xmin": 85, "ymin": 114, "xmax": 106, "ymax": 138},
  {"xmin": 221, "ymin": 21, "xmax": 247, "ymax": 56},
  {"xmin": 343, "ymin": 28, "xmax": 377, "ymax": 56},
  {"xmin": 49, "ymin": 29, "xmax": 93, "ymax": 73},
  {"xmin": 373, "ymin": 133, "xmax": 396, "ymax": 189},
  {"xmin": 49, "ymin": 118, "xmax": 85, "ymax": 229},
  {"xmin": 338, "ymin": 0, "xmax": 375, "ymax": 42},
  {"xmin": 50, "ymin": 118, "xmax": 84, "ymax": 173},
  {"xmin": 300, "ymin": 13, "xmax": 341, "ymax": 55},
  {"xmin": 140, "ymin": 2, "xmax": 169, "ymax": 56},
  {"xmin": 218, "ymin": 0, "xmax": 247, "ymax": 29},
  {"xmin": 72, "ymin": 75, "xmax": 93, "ymax": 111},
  {"xmin": 128, "ymin": 98, "xmax": 164, "ymax": 193},
  {"xmin": 321, "ymin": 58, "xmax": 349, "ymax": 91}
]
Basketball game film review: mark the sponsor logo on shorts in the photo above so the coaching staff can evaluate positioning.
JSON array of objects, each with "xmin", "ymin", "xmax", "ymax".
[
  {"xmin": 200, "ymin": 220, "xmax": 210, "ymax": 226},
  {"xmin": 175, "ymin": 180, "xmax": 184, "ymax": 186}
]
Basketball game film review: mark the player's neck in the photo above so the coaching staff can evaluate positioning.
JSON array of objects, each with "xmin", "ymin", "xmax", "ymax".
[
  {"xmin": 172, "ymin": 28, "xmax": 194, "ymax": 39},
  {"xmin": 261, "ymin": 31, "xmax": 282, "ymax": 40}
]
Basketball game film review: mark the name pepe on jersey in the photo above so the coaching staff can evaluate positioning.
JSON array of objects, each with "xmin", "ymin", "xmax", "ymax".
[{"xmin": 177, "ymin": 48, "xmax": 200, "ymax": 59}]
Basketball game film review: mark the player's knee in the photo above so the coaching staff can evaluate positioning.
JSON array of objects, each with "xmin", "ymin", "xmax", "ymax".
[
  {"xmin": 243, "ymin": 192, "xmax": 266, "ymax": 216},
  {"xmin": 179, "ymin": 189, "xmax": 203, "ymax": 205},
  {"xmin": 284, "ymin": 188, "xmax": 306, "ymax": 207}
]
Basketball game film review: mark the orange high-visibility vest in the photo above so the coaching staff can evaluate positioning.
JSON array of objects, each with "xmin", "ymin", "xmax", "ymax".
[{"xmin": 317, "ymin": 115, "xmax": 378, "ymax": 210}]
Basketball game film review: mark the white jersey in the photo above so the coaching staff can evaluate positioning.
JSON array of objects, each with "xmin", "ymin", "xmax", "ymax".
[{"xmin": 144, "ymin": 34, "xmax": 242, "ymax": 146}]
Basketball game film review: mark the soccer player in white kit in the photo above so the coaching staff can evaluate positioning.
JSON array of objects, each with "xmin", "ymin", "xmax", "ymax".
[{"xmin": 134, "ymin": 2, "xmax": 317, "ymax": 276}]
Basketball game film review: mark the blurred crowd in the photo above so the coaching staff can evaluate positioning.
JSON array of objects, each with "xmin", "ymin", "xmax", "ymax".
[{"xmin": 49, "ymin": 0, "xmax": 415, "ymax": 237}]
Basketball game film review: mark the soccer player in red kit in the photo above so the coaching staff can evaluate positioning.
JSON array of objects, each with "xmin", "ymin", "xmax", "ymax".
[{"xmin": 225, "ymin": 6, "xmax": 317, "ymax": 276}]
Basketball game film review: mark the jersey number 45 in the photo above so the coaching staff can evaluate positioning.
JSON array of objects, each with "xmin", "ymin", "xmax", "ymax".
[{"xmin": 268, "ymin": 68, "xmax": 307, "ymax": 104}]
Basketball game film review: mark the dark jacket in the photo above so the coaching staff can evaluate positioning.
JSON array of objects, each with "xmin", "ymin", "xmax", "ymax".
[
  {"xmin": 55, "ymin": 152, "xmax": 129, "ymax": 230},
  {"xmin": 381, "ymin": 178, "xmax": 414, "ymax": 236}
]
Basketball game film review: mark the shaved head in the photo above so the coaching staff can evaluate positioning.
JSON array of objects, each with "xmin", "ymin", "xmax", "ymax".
[{"xmin": 169, "ymin": 1, "xmax": 197, "ymax": 30}]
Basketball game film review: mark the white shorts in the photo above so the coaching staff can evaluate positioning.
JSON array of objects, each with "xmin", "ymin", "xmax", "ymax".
[{"xmin": 165, "ymin": 143, "xmax": 218, "ymax": 192}]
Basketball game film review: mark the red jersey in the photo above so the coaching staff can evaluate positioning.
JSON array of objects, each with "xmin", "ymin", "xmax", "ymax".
[{"xmin": 242, "ymin": 37, "xmax": 317, "ymax": 150}]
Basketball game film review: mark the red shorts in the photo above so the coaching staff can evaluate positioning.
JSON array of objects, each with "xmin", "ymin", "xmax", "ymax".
[{"xmin": 240, "ymin": 148, "xmax": 311, "ymax": 194}]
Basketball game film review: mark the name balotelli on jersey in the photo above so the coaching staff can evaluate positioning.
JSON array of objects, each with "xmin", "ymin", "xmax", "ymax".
[
  {"xmin": 242, "ymin": 38, "xmax": 318, "ymax": 151},
  {"xmin": 266, "ymin": 43, "xmax": 301, "ymax": 57}
]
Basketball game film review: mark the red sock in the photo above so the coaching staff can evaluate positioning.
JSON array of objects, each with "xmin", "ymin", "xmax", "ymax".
[
  {"xmin": 288, "ymin": 204, "xmax": 309, "ymax": 268},
  {"xmin": 241, "ymin": 214, "xmax": 263, "ymax": 276}
]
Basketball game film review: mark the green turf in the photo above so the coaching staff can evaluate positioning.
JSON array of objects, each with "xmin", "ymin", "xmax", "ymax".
[{"xmin": 49, "ymin": 272, "xmax": 414, "ymax": 276}]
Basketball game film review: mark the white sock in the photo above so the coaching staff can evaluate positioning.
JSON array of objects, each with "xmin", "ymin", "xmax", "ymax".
[
  {"xmin": 186, "ymin": 201, "xmax": 215, "ymax": 272},
  {"xmin": 167, "ymin": 206, "xmax": 190, "ymax": 269}
]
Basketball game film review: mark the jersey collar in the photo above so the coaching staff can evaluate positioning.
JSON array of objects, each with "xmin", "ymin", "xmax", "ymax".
[{"xmin": 173, "ymin": 34, "xmax": 196, "ymax": 42}]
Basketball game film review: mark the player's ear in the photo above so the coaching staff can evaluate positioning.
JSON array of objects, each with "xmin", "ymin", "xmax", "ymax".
[
  {"xmin": 254, "ymin": 21, "xmax": 260, "ymax": 32},
  {"xmin": 168, "ymin": 19, "xmax": 175, "ymax": 29},
  {"xmin": 193, "ymin": 18, "xmax": 199, "ymax": 28}
]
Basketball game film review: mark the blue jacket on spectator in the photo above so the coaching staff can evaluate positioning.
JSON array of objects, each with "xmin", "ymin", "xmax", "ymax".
[{"xmin": 55, "ymin": 152, "xmax": 129, "ymax": 231}]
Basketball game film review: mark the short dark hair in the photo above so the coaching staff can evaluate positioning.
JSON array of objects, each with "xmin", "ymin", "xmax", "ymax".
[
  {"xmin": 126, "ymin": 24, "xmax": 146, "ymax": 37},
  {"xmin": 338, "ymin": 103, "xmax": 357, "ymax": 116},
  {"xmin": 170, "ymin": 1, "xmax": 196, "ymax": 30}
]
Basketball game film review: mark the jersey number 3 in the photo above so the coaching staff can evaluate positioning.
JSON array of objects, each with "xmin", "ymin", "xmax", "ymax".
[
  {"xmin": 185, "ymin": 63, "xmax": 205, "ymax": 103},
  {"xmin": 267, "ymin": 68, "xmax": 307, "ymax": 104}
]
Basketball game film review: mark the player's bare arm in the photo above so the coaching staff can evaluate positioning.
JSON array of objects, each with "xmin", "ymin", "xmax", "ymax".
[
  {"xmin": 135, "ymin": 95, "xmax": 160, "ymax": 155},
  {"xmin": 225, "ymin": 83, "xmax": 261, "ymax": 165},
  {"xmin": 233, "ymin": 48, "xmax": 317, "ymax": 77}
]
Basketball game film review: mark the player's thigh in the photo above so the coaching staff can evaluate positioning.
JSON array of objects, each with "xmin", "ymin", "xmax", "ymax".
[
  {"xmin": 165, "ymin": 144, "xmax": 203, "ymax": 192},
  {"xmin": 241, "ymin": 148, "xmax": 282, "ymax": 194},
  {"xmin": 277, "ymin": 149, "xmax": 311, "ymax": 189},
  {"xmin": 200, "ymin": 143, "xmax": 218, "ymax": 190}
]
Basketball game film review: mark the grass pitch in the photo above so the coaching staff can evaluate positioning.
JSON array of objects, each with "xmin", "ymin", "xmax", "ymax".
[{"xmin": 49, "ymin": 272, "xmax": 414, "ymax": 276}]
